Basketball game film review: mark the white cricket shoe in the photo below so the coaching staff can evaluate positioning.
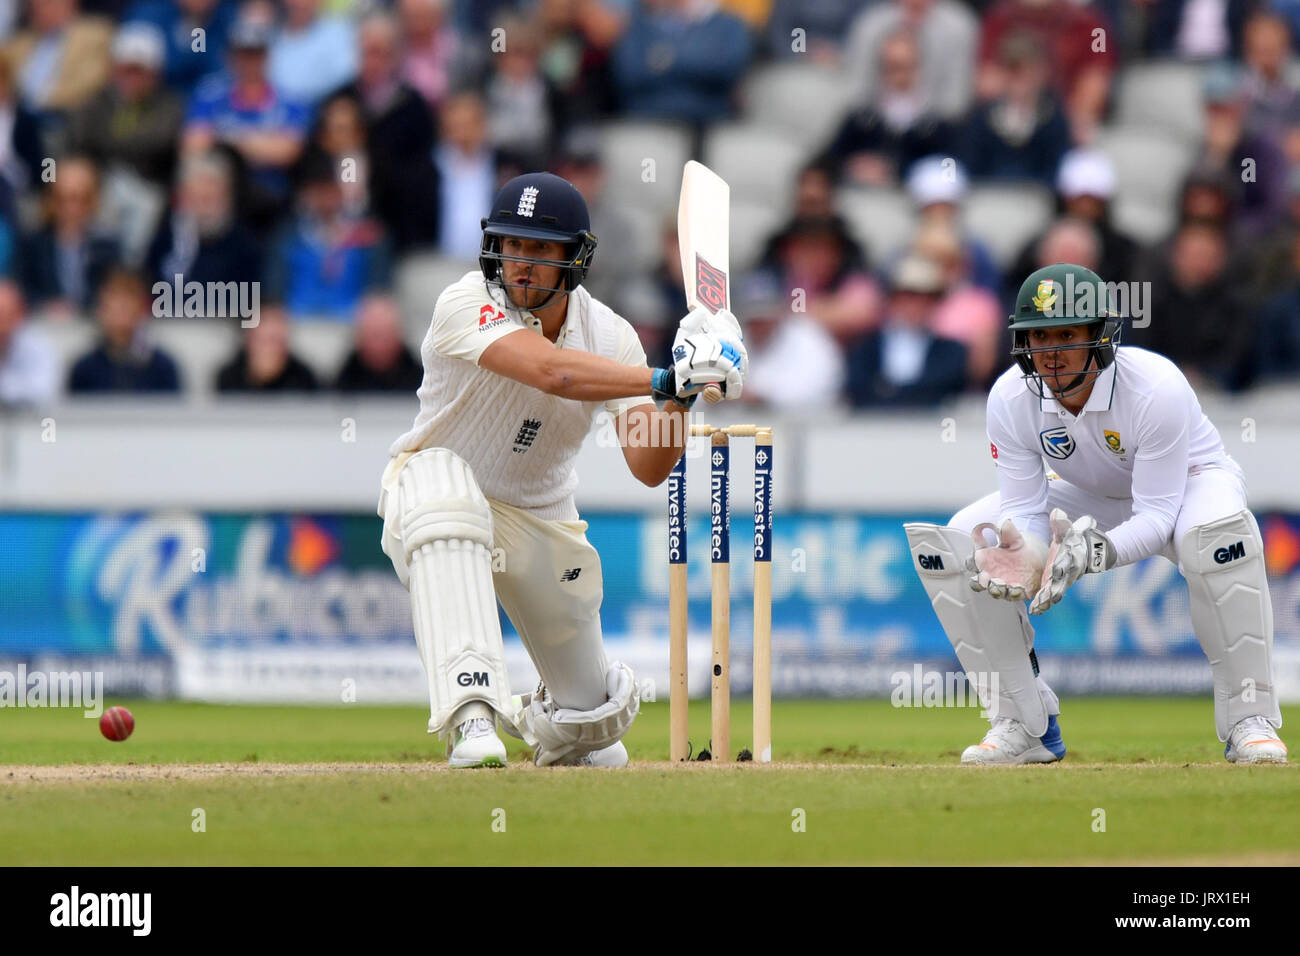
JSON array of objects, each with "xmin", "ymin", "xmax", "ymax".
[
  {"xmin": 448, "ymin": 717, "xmax": 507, "ymax": 769},
  {"xmin": 555, "ymin": 741, "xmax": 629, "ymax": 768},
  {"xmin": 1225, "ymin": 715, "xmax": 1288, "ymax": 764},
  {"xmin": 961, "ymin": 715, "xmax": 1066, "ymax": 765}
]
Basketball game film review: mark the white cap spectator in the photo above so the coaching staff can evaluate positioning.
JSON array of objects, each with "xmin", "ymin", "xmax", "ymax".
[
  {"xmin": 1056, "ymin": 149, "xmax": 1116, "ymax": 201},
  {"xmin": 905, "ymin": 155, "xmax": 969, "ymax": 207},
  {"xmin": 111, "ymin": 21, "xmax": 165, "ymax": 71},
  {"xmin": 891, "ymin": 253, "xmax": 946, "ymax": 295}
]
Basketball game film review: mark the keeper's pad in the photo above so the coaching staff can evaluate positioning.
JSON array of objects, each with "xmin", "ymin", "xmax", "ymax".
[
  {"xmin": 398, "ymin": 447, "xmax": 514, "ymax": 738},
  {"xmin": 509, "ymin": 661, "xmax": 639, "ymax": 766},
  {"xmin": 1179, "ymin": 509, "xmax": 1281, "ymax": 740},
  {"xmin": 904, "ymin": 522, "xmax": 1050, "ymax": 737}
]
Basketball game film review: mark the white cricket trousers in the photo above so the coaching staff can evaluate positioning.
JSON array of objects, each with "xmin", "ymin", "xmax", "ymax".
[
  {"xmin": 380, "ymin": 452, "xmax": 610, "ymax": 711},
  {"xmin": 949, "ymin": 462, "xmax": 1250, "ymax": 564}
]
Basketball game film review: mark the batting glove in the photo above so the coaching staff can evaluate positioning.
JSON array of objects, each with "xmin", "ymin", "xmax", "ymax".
[{"xmin": 671, "ymin": 329, "xmax": 747, "ymax": 400}]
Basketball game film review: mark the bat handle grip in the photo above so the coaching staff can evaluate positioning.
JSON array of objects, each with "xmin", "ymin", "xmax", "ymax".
[{"xmin": 703, "ymin": 384, "xmax": 724, "ymax": 404}]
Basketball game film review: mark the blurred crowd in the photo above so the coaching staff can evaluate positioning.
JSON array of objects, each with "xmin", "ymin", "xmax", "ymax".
[{"xmin": 0, "ymin": 0, "xmax": 1298, "ymax": 411}]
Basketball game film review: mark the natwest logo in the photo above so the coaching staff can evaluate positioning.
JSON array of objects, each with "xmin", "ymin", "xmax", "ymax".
[{"xmin": 479, "ymin": 304, "xmax": 506, "ymax": 327}]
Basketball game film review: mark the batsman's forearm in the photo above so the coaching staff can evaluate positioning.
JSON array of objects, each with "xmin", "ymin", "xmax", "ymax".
[{"xmin": 546, "ymin": 351, "xmax": 654, "ymax": 402}]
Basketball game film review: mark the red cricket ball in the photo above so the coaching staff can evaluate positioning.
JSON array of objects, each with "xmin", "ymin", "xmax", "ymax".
[{"xmin": 100, "ymin": 706, "xmax": 135, "ymax": 742}]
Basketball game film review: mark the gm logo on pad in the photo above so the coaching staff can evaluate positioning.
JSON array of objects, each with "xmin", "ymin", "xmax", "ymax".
[{"xmin": 1214, "ymin": 541, "xmax": 1245, "ymax": 564}]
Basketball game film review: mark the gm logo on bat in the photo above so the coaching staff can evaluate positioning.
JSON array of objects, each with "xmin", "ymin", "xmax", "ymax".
[{"xmin": 695, "ymin": 254, "xmax": 727, "ymax": 313}]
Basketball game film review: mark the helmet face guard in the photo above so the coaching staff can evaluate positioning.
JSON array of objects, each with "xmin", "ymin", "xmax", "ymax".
[
  {"xmin": 1011, "ymin": 317, "xmax": 1122, "ymax": 401},
  {"xmin": 478, "ymin": 226, "xmax": 598, "ymax": 311},
  {"xmin": 478, "ymin": 172, "xmax": 598, "ymax": 312}
]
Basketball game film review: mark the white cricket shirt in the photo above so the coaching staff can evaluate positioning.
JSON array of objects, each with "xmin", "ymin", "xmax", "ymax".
[
  {"xmin": 986, "ymin": 346, "xmax": 1235, "ymax": 566},
  {"xmin": 389, "ymin": 271, "xmax": 653, "ymax": 521}
]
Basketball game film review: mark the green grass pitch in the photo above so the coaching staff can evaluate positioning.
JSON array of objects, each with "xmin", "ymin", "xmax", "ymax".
[{"xmin": 2, "ymin": 698, "xmax": 1296, "ymax": 865}]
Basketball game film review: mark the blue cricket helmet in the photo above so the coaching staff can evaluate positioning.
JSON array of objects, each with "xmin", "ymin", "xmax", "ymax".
[{"xmin": 479, "ymin": 172, "xmax": 598, "ymax": 304}]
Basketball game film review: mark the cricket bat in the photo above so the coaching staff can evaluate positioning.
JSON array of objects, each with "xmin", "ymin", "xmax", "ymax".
[{"xmin": 677, "ymin": 160, "xmax": 731, "ymax": 404}]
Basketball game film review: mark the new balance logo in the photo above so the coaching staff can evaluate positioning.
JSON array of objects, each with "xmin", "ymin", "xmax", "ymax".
[
  {"xmin": 918, "ymin": 554, "xmax": 944, "ymax": 570},
  {"xmin": 513, "ymin": 418, "xmax": 542, "ymax": 453},
  {"xmin": 561, "ymin": 568, "xmax": 582, "ymax": 582},
  {"xmin": 1214, "ymin": 541, "xmax": 1246, "ymax": 564}
]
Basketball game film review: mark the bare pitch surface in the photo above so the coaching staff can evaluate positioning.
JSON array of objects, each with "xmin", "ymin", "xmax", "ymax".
[{"xmin": 2, "ymin": 700, "xmax": 1296, "ymax": 865}]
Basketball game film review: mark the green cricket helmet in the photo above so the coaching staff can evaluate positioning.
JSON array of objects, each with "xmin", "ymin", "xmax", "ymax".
[{"xmin": 1009, "ymin": 262, "xmax": 1122, "ymax": 401}]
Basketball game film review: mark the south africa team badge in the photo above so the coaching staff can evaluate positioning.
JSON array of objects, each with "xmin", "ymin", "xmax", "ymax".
[{"xmin": 1104, "ymin": 430, "xmax": 1125, "ymax": 455}]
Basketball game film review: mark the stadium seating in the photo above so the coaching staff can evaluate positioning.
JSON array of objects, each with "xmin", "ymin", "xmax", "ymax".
[
  {"xmin": 1113, "ymin": 59, "xmax": 1207, "ymax": 143},
  {"xmin": 1093, "ymin": 126, "xmax": 1199, "ymax": 244},
  {"xmin": 739, "ymin": 61, "xmax": 857, "ymax": 144},
  {"xmin": 26, "ymin": 317, "xmax": 96, "ymax": 381},
  {"xmin": 394, "ymin": 253, "xmax": 477, "ymax": 348},
  {"xmin": 836, "ymin": 186, "xmax": 917, "ymax": 267},
  {"xmin": 962, "ymin": 184, "xmax": 1055, "ymax": 269},
  {"xmin": 289, "ymin": 321, "xmax": 355, "ymax": 384},
  {"xmin": 730, "ymin": 198, "xmax": 788, "ymax": 273},
  {"xmin": 149, "ymin": 318, "xmax": 240, "ymax": 396},
  {"xmin": 705, "ymin": 122, "xmax": 814, "ymax": 206},
  {"xmin": 614, "ymin": 203, "xmax": 665, "ymax": 274},
  {"xmin": 599, "ymin": 120, "xmax": 694, "ymax": 215}
]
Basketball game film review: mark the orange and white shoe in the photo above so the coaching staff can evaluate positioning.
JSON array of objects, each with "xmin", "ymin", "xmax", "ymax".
[
  {"xmin": 1225, "ymin": 715, "xmax": 1288, "ymax": 764},
  {"xmin": 961, "ymin": 715, "xmax": 1066, "ymax": 765}
]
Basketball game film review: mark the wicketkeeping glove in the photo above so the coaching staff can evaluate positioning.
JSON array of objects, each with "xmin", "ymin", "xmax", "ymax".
[
  {"xmin": 1029, "ymin": 510, "xmax": 1116, "ymax": 615},
  {"xmin": 966, "ymin": 518, "xmax": 1048, "ymax": 601}
]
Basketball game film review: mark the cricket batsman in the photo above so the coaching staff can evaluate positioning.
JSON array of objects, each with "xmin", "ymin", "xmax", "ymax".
[
  {"xmin": 905, "ymin": 263, "xmax": 1286, "ymax": 765},
  {"xmin": 377, "ymin": 172, "xmax": 746, "ymax": 767}
]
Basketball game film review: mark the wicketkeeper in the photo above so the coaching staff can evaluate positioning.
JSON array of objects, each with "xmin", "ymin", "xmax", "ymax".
[{"xmin": 906, "ymin": 263, "xmax": 1286, "ymax": 765}]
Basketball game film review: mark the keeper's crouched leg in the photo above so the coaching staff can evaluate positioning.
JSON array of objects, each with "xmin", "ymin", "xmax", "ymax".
[
  {"xmin": 385, "ymin": 448, "xmax": 514, "ymax": 758},
  {"xmin": 1180, "ymin": 509, "xmax": 1286, "ymax": 762},
  {"xmin": 904, "ymin": 519, "xmax": 1064, "ymax": 764}
]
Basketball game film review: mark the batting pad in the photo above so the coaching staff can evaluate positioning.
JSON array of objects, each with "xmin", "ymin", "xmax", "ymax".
[
  {"xmin": 510, "ymin": 661, "xmax": 640, "ymax": 766},
  {"xmin": 904, "ymin": 522, "xmax": 1049, "ymax": 737},
  {"xmin": 398, "ymin": 448, "xmax": 514, "ymax": 739},
  {"xmin": 1179, "ymin": 509, "xmax": 1282, "ymax": 740}
]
